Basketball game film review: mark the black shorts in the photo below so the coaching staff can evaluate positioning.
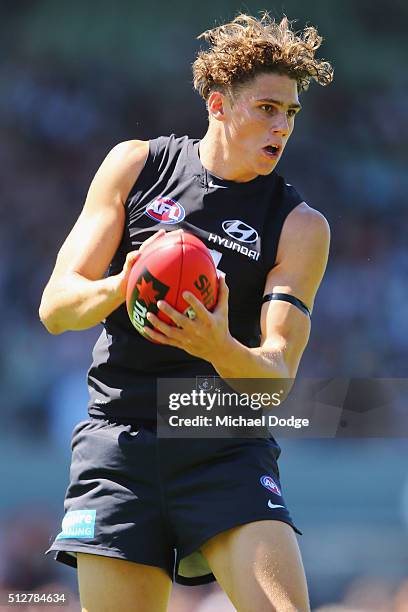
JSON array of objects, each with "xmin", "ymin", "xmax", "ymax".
[{"xmin": 46, "ymin": 417, "xmax": 301, "ymax": 585}]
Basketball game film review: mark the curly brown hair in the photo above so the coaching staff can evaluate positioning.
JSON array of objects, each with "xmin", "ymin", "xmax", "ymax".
[{"xmin": 193, "ymin": 13, "xmax": 334, "ymax": 100}]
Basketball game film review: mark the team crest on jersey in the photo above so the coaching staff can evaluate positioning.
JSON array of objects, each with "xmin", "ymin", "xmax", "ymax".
[
  {"xmin": 260, "ymin": 475, "xmax": 282, "ymax": 496},
  {"xmin": 145, "ymin": 197, "xmax": 185, "ymax": 224}
]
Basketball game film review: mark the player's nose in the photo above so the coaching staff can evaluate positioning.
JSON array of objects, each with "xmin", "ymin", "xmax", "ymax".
[{"xmin": 271, "ymin": 112, "xmax": 290, "ymax": 136}]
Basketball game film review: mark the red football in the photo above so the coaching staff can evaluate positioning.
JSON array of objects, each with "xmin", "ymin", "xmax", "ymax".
[{"xmin": 126, "ymin": 231, "xmax": 218, "ymax": 340}]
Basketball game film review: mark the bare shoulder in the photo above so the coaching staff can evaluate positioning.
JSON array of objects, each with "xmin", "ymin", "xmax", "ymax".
[
  {"xmin": 101, "ymin": 139, "xmax": 149, "ymax": 183},
  {"xmin": 276, "ymin": 202, "xmax": 330, "ymax": 264},
  {"xmin": 267, "ymin": 202, "xmax": 331, "ymax": 311},
  {"xmin": 107, "ymin": 139, "xmax": 149, "ymax": 166},
  {"xmin": 91, "ymin": 139, "xmax": 149, "ymax": 206},
  {"xmin": 284, "ymin": 201, "xmax": 330, "ymax": 241}
]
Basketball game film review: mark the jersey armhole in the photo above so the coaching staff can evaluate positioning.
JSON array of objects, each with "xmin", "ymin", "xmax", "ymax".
[
  {"xmin": 261, "ymin": 180, "xmax": 304, "ymax": 272},
  {"xmin": 123, "ymin": 137, "xmax": 167, "ymax": 207}
]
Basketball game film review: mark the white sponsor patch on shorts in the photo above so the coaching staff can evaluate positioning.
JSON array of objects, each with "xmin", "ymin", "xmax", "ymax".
[{"xmin": 55, "ymin": 509, "xmax": 96, "ymax": 540}]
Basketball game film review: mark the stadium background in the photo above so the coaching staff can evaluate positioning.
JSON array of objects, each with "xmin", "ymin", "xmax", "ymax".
[{"xmin": 1, "ymin": 0, "xmax": 407, "ymax": 609}]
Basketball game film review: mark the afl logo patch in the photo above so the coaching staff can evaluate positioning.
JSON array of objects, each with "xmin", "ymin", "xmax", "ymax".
[
  {"xmin": 222, "ymin": 220, "xmax": 258, "ymax": 243},
  {"xmin": 145, "ymin": 197, "xmax": 185, "ymax": 224},
  {"xmin": 260, "ymin": 475, "xmax": 282, "ymax": 496}
]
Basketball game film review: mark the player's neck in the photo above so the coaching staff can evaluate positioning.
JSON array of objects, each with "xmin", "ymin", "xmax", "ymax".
[{"xmin": 199, "ymin": 128, "xmax": 258, "ymax": 183}]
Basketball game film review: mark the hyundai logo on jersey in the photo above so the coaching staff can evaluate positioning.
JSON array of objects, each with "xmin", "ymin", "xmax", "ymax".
[
  {"xmin": 260, "ymin": 475, "xmax": 282, "ymax": 496},
  {"xmin": 222, "ymin": 220, "xmax": 259, "ymax": 243},
  {"xmin": 145, "ymin": 197, "xmax": 185, "ymax": 224}
]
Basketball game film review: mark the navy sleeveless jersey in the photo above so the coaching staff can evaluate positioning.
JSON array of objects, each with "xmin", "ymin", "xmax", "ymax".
[{"xmin": 87, "ymin": 135, "xmax": 303, "ymax": 423}]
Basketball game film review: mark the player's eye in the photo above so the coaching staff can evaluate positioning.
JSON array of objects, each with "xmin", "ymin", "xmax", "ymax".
[
  {"xmin": 287, "ymin": 109, "xmax": 298, "ymax": 118},
  {"xmin": 259, "ymin": 104, "xmax": 275, "ymax": 113}
]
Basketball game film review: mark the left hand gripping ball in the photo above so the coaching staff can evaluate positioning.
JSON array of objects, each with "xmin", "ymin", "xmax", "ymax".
[{"xmin": 126, "ymin": 231, "xmax": 218, "ymax": 341}]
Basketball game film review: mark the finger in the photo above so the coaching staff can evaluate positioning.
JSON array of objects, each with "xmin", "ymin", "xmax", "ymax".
[
  {"xmin": 125, "ymin": 250, "xmax": 141, "ymax": 269},
  {"xmin": 215, "ymin": 273, "xmax": 229, "ymax": 313},
  {"xmin": 143, "ymin": 325, "xmax": 177, "ymax": 346},
  {"xmin": 140, "ymin": 229, "xmax": 166, "ymax": 251},
  {"xmin": 182, "ymin": 292, "xmax": 209, "ymax": 319},
  {"xmin": 156, "ymin": 300, "xmax": 190, "ymax": 328},
  {"xmin": 147, "ymin": 311, "xmax": 184, "ymax": 340},
  {"xmin": 125, "ymin": 230, "xmax": 166, "ymax": 273},
  {"xmin": 122, "ymin": 252, "xmax": 142, "ymax": 285}
]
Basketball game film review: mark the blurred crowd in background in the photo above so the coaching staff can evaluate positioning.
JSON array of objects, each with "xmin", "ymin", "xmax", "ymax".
[{"xmin": 1, "ymin": 0, "xmax": 407, "ymax": 609}]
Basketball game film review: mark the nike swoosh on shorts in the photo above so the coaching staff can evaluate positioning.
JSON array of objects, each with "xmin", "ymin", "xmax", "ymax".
[{"xmin": 268, "ymin": 500, "xmax": 285, "ymax": 509}]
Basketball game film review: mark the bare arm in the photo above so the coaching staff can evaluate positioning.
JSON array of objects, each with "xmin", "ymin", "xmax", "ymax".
[
  {"xmin": 39, "ymin": 140, "xmax": 151, "ymax": 334},
  {"xmin": 211, "ymin": 203, "xmax": 330, "ymax": 378}
]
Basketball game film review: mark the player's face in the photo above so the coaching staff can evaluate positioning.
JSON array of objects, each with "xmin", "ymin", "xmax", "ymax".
[{"xmin": 223, "ymin": 72, "xmax": 301, "ymax": 180}]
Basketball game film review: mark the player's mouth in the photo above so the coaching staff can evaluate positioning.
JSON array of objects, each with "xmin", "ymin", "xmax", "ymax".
[{"xmin": 261, "ymin": 144, "xmax": 281, "ymax": 159}]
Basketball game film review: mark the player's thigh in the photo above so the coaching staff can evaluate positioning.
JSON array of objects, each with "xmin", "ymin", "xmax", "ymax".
[
  {"xmin": 77, "ymin": 552, "xmax": 172, "ymax": 612},
  {"xmin": 201, "ymin": 520, "xmax": 309, "ymax": 612}
]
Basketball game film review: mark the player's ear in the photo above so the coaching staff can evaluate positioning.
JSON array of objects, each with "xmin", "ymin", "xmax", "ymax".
[{"xmin": 207, "ymin": 91, "xmax": 226, "ymax": 121}]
